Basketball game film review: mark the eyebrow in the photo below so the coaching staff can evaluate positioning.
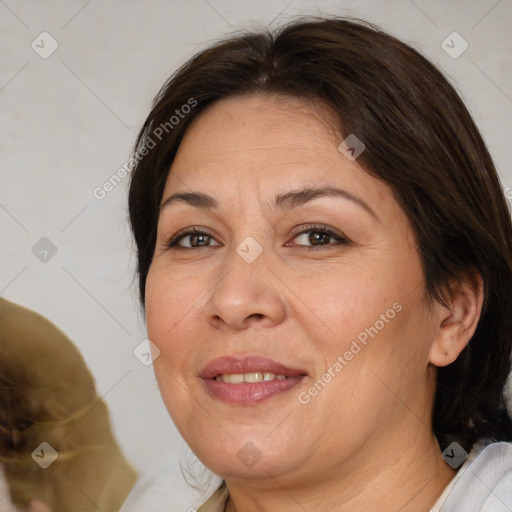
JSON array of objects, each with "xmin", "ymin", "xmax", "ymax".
[{"xmin": 160, "ymin": 186, "xmax": 377, "ymax": 219}]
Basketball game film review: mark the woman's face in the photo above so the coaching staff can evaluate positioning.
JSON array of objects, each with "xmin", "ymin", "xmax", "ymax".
[{"xmin": 145, "ymin": 94, "xmax": 441, "ymax": 485}]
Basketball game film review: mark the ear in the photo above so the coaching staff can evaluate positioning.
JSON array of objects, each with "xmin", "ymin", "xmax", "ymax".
[{"xmin": 429, "ymin": 272, "xmax": 484, "ymax": 367}]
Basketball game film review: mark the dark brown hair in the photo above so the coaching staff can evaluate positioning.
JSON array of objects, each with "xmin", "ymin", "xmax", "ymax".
[{"xmin": 128, "ymin": 16, "xmax": 512, "ymax": 451}]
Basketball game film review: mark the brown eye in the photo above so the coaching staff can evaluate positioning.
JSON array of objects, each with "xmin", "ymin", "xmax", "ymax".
[
  {"xmin": 307, "ymin": 231, "xmax": 332, "ymax": 245},
  {"xmin": 291, "ymin": 226, "xmax": 349, "ymax": 247},
  {"xmin": 167, "ymin": 228, "xmax": 221, "ymax": 249}
]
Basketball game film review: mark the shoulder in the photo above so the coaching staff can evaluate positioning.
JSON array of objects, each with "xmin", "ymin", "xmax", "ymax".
[{"xmin": 433, "ymin": 440, "xmax": 512, "ymax": 511}]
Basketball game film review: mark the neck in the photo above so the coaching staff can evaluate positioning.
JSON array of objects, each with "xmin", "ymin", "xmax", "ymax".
[{"xmin": 224, "ymin": 432, "xmax": 456, "ymax": 512}]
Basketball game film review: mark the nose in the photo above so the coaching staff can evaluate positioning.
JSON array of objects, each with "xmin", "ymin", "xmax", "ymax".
[{"xmin": 204, "ymin": 248, "xmax": 287, "ymax": 331}]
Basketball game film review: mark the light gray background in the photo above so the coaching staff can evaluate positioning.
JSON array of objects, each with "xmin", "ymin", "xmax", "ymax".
[{"xmin": 1, "ymin": 0, "xmax": 511, "ymax": 510}]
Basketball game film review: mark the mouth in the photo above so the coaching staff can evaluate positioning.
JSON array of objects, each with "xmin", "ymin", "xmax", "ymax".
[
  {"xmin": 213, "ymin": 372, "xmax": 289, "ymax": 383},
  {"xmin": 200, "ymin": 356, "xmax": 308, "ymax": 404}
]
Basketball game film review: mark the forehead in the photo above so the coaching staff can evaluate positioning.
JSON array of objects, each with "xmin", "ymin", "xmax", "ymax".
[
  {"xmin": 164, "ymin": 94, "xmax": 388, "ymax": 209},
  {"xmin": 179, "ymin": 95, "xmax": 335, "ymax": 160}
]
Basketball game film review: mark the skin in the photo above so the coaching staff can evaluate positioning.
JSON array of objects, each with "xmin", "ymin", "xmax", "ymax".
[{"xmin": 145, "ymin": 94, "xmax": 483, "ymax": 511}]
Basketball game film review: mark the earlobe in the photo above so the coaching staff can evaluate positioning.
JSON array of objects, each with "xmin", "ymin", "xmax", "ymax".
[{"xmin": 429, "ymin": 272, "xmax": 484, "ymax": 367}]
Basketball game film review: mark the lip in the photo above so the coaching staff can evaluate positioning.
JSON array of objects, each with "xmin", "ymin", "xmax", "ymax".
[
  {"xmin": 200, "ymin": 356, "xmax": 307, "ymax": 379},
  {"xmin": 200, "ymin": 356, "xmax": 308, "ymax": 404}
]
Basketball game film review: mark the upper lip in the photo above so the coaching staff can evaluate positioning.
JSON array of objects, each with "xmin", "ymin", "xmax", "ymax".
[{"xmin": 200, "ymin": 356, "xmax": 308, "ymax": 379}]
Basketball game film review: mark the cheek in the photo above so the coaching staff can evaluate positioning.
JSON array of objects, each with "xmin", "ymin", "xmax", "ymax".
[
  {"xmin": 145, "ymin": 266, "xmax": 205, "ymax": 367},
  {"xmin": 310, "ymin": 271, "xmax": 396, "ymax": 349},
  {"xmin": 144, "ymin": 268, "xmax": 207, "ymax": 427},
  {"xmin": 307, "ymin": 294, "xmax": 433, "ymax": 440},
  {"xmin": 305, "ymin": 240, "xmax": 421, "ymax": 348},
  {"xmin": 311, "ymin": 254, "xmax": 430, "ymax": 376}
]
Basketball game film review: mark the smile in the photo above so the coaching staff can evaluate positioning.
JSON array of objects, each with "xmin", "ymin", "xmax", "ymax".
[
  {"xmin": 214, "ymin": 372, "xmax": 288, "ymax": 383},
  {"xmin": 200, "ymin": 356, "xmax": 308, "ymax": 404}
]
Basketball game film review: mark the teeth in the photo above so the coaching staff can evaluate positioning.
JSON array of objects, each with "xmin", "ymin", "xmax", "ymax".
[
  {"xmin": 244, "ymin": 372, "xmax": 263, "ymax": 383},
  {"xmin": 214, "ymin": 372, "xmax": 287, "ymax": 383},
  {"xmin": 227, "ymin": 374, "xmax": 245, "ymax": 384}
]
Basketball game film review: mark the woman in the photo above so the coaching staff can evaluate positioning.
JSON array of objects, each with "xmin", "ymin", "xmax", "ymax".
[{"xmin": 127, "ymin": 17, "xmax": 512, "ymax": 511}]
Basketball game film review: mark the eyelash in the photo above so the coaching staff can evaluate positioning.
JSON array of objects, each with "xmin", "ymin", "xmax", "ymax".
[{"xmin": 165, "ymin": 224, "xmax": 350, "ymax": 250}]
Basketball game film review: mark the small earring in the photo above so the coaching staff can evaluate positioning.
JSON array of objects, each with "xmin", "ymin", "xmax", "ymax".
[{"xmin": 443, "ymin": 349, "xmax": 448, "ymax": 356}]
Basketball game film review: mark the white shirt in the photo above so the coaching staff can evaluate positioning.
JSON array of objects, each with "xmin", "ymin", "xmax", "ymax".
[{"xmin": 430, "ymin": 440, "xmax": 512, "ymax": 511}]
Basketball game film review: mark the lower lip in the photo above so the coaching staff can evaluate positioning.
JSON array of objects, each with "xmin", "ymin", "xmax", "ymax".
[{"xmin": 203, "ymin": 376, "xmax": 305, "ymax": 404}]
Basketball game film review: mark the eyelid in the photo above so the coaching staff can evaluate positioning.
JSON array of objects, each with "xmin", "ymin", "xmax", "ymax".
[
  {"xmin": 165, "ymin": 223, "xmax": 350, "ymax": 249},
  {"xmin": 165, "ymin": 226, "xmax": 218, "ymax": 248},
  {"xmin": 286, "ymin": 223, "xmax": 350, "ymax": 246}
]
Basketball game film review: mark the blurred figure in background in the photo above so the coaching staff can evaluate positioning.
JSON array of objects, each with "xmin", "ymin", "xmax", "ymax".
[{"xmin": 0, "ymin": 298, "xmax": 137, "ymax": 511}]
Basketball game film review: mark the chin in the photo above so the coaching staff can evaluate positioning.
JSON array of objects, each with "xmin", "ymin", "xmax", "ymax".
[
  {"xmin": 205, "ymin": 452, "xmax": 290, "ymax": 481},
  {"xmin": 185, "ymin": 432, "xmax": 298, "ymax": 479}
]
